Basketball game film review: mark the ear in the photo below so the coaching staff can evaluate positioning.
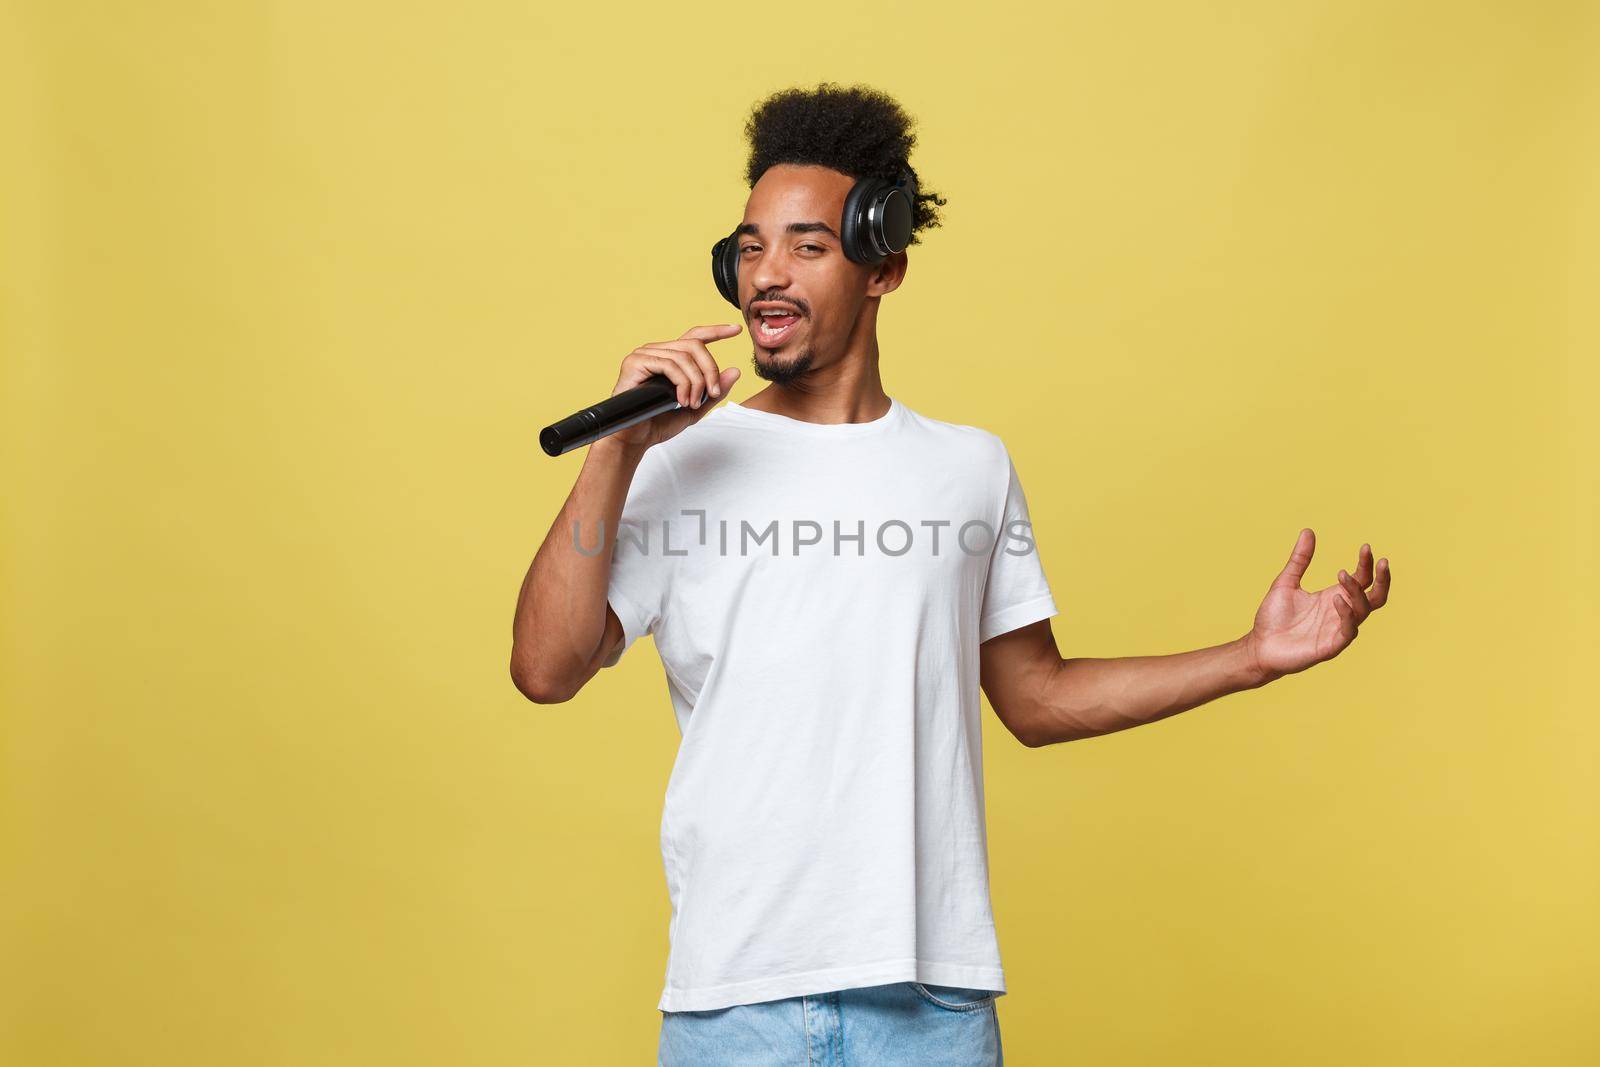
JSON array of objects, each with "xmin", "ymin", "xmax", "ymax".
[{"xmin": 865, "ymin": 250, "xmax": 908, "ymax": 298}]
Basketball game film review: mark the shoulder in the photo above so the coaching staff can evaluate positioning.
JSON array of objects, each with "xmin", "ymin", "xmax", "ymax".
[
  {"xmin": 896, "ymin": 401, "xmax": 1013, "ymax": 469},
  {"xmin": 615, "ymin": 438, "xmax": 686, "ymax": 516},
  {"xmin": 643, "ymin": 414, "xmax": 730, "ymax": 485}
]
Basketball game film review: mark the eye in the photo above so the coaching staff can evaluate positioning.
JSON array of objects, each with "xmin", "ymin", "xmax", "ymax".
[{"xmin": 739, "ymin": 243, "xmax": 825, "ymax": 254}]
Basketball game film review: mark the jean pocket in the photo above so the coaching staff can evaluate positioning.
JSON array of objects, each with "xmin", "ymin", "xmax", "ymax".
[{"xmin": 910, "ymin": 982, "xmax": 998, "ymax": 1012}]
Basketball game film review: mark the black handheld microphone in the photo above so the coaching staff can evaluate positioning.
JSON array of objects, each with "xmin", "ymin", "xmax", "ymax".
[{"xmin": 540, "ymin": 375, "xmax": 706, "ymax": 457}]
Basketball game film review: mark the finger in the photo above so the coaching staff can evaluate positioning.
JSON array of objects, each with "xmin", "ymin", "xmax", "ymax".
[
  {"xmin": 686, "ymin": 366, "xmax": 742, "ymax": 423},
  {"xmin": 1367, "ymin": 556, "xmax": 1391, "ymax": 610},
  {"xmin": 1331, "ymin": 590, "xmax": 1359, "ymax": 640},
  {"xmin": 1352, "ymin": 543, "xmax": 1375, "ymax": 588},
  {"xmin": 635, "ymin": 346, "xmax": 709, "ymax": 410},
  {"xmin": 646, "ymin": 338, "xmax": 723, "ymax": 400},
  {"xmin": 677, "ymin": 323, "xmax": 745, "ymax": 344},
  {"xmin": 1337, "ymin": 569, "xmax": 1372, "ymax": 621},
  {"xmin": 1272, "ymin": 528, "xmax": 1316, "ymax": 590},
  {"xmin": 625, "ymin": 348, "xmax": 698, "ymax": 410}
]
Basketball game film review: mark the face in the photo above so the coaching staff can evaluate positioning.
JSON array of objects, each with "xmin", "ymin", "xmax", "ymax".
[{"xmin": 735, "ymin": 164, "xmax": 905, "ymax": 385}]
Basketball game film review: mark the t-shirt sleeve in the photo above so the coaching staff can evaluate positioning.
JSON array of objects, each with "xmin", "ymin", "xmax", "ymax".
[
  {"xmin": 606, "ymin": 446, "xmax": 680, "ymax": 659},
  {"xmin": 979, "ymin": 445, "xmax": 1059, "ymax": 643}
]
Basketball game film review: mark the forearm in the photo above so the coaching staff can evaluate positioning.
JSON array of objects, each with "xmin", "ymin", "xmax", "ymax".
[
  {"xmin": 509, "ymin": 437, "xmax": 645, "ymax": 698},
  {"xmin": 1029, "ymin": 636, "xmax": 1274, "ymax": 746}
]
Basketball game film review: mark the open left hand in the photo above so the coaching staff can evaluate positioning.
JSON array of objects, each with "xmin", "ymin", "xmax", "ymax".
[{"xmin": 1244, "ymin": 528, "xmax": 1391, "ymax": 682}]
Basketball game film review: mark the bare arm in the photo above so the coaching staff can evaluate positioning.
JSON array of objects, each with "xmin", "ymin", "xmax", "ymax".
[
  {"xmin": 508, "ymin": 437, "xmax": 646, "ymax": 703},
  {"xmin": 509, "ymin": 322, "xmax": 743, "ymax": 704},
  {"xmin": 980, "ymin": 622, "xmax": 1270, "ymax": 746},
  {"xmin": 980, "ymin": 530, "xmax": 1393, "ymax": 747}
]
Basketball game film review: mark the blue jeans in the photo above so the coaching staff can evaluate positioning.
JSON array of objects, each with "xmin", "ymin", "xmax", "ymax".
[{"xmin": 658, "ymin": 981, "xmax": 1003, "ymax": 1066}]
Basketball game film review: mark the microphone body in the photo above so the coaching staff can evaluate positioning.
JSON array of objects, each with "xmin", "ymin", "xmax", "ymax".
[{"xmin": 540, "ymin": 375, "xmax": 703, "ymax": 457}]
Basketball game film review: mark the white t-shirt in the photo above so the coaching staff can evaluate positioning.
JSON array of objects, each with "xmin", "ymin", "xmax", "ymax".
[{"xmin": 604, "ymin": 395, "xmax": 1058, "ymax": 1013}]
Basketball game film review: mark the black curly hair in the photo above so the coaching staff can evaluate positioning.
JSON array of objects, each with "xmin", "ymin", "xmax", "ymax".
[{"xmin": 742, "ymin": 82, "xmax": 947, "ymax": 247}]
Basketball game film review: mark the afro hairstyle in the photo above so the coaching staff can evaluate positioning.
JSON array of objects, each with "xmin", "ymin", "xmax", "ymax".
[{"xmin": 741, "ymin": 82, "xmax": 947, "ymax": 247}]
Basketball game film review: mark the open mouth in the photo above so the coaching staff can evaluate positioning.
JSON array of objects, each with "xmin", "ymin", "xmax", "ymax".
[{"xmin": 753, "ymin": 311, "xmax": 802, "ymax": 347}]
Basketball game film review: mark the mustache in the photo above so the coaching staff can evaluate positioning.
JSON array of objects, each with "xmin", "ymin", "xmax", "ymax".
[{"xmin": 749, "ymin": 294, "xmax": 808, "ymax": 316}]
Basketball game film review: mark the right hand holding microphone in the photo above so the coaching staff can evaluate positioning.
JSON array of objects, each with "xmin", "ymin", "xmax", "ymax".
[{"xmin": 609, "ymin": 323, "xmax": 744, "ymax": 451}]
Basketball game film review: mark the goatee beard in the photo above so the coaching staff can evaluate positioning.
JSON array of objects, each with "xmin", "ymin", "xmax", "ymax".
[{"xmin": 751, "ymin": 345, "xmax": 815, "ymax": 387}]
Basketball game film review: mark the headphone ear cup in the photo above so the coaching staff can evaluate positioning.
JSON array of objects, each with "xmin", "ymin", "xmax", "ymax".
[
  {"xmin": 840, "ymin": 177, "xmax": 885, "ymax": 265},
  {"xmin": 878, "ymin": 187, "xmax": 914, "ymax": 256},
  {"xmin": 711, "ymin": 232, "xmax": 742, "ymax": 309}
]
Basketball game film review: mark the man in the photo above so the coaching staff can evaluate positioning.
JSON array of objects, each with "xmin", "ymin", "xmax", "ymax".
[{"xmin": 509, "ymin": 83, "xmax": 1391, "ymax": 1066}]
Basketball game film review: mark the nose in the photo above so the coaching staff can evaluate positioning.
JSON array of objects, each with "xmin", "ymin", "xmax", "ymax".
[{"xmin": 747, "ymin": 249, "xmax": 793, "ymax": 307}]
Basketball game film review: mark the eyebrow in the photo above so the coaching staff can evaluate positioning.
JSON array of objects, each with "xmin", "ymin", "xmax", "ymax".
[{"xmin": 735, "ymin": 221, "xmax": 840, "ymax": 240}]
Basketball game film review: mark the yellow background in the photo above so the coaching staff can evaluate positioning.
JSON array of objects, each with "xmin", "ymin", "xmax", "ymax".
[{"xmin": 4, "ymin": 2, "xmax": 1596, "ymax": 1063}]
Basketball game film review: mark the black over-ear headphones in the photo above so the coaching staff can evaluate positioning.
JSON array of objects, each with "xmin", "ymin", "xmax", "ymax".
[{"xmin": 710, "ymin": 167, "xmax": 919, "ymax": 310}]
